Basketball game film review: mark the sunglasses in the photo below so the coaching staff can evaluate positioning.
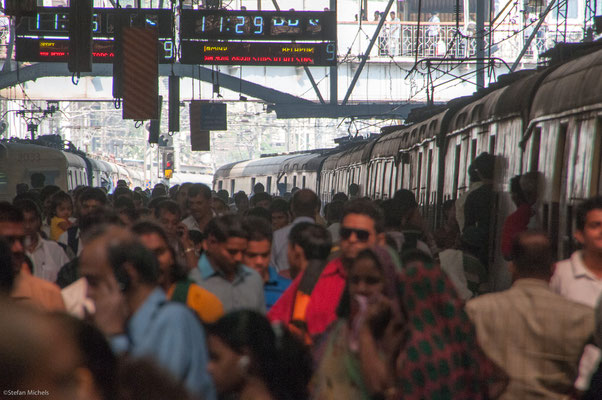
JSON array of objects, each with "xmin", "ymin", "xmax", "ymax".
[{"xmin": 340, "ymin": 227, "xmax": 371, "ymax": 242}]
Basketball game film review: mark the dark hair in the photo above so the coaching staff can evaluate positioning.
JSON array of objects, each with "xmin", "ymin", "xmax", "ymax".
[
  {"xmin": 151, "ymin": 186, "xmax": 167, "ymax": 199},
  {"xmin": 207, "ymin": 310, "xmax": 312, "ymax": 400},
  {"xmin": 39, "ymin": 185, "xmax": 61, "ymax": 204},
  {"xmin": 30, "ymin": 172, "xmax": 45, "ymax": 188},
  {"xmin": 132, "ymin": 220, "xmax": 186, "ymax": 282},
  {"xmin": 188, "ymin": 183, "xmax": 211, "ymax": 200},
  {"xmin": 0, "ymin": 201, "xmax": 24, "ymax": 223},
  {"xmin": 511, "ymin": 231, "xmax": 553, "ymax": 277},
  {"xmin": 234, "ymin": 191, "xmax": 248, "ymax": 203},
  {"xmin": 393, "ymin": 189, "xmax": 418, "ymax": 217},
  {"xmin": 509, "ymin": 175, "xmax": 526, "ymax": 204},
  {"xmin": 106, "ymin": 238, "xmax": 160, "ymax": 286},
  {"xmin": 188, "ymin": 230, "xmax": 204, "ymax": 246},
  {"xmin": 113, "ymin": 195, "xmax": 135, "ymax": 212},
  {"xmin": 14, "ymin": 199, "xmax": 41, "ymax": 221},
  {"xmin": 348, "ymin": 183, "xmax": 360, "ymax": 196},
  {"xmin": 117, "ymin": 358, "xmax": 193, "ymax": 400},
  {"xmin": 269, "ymin": 198, "xmax": 289, "ymax": 214},
  {"xmin": 326, "ymin": 200, "xmax": 344, "ymax": 224},
  {"xmin": 153, "ymin": 199, "xmax": 181, "ymax": 219},
  {"xmin": 79, "ymin": 208, "xmax": 121, "ymax": 238},
  {"xmin": 49, "ymin": 191, "xmax": 72, "ymax": 218},
  {"xmin": 244, "ymin": 216, "xmax": 273, "ymax": 243},
  {"xmin": 168, "ymin": 185, "xmax": 180, "ymax": 200},
  {"xmin": 472, "ymin": 152, "xmax": 495, "ymax": 180},
  {"xmin": 342, "ymin": 199, "xmax": 385, "ymax": 233},
  {"xmin": 291, "ymin": 189, "xmax": 320, "ymax": 218},
  {"xmin": 332, "ymin": 192, "xmax": 349, "ymax": 203},
  {"xmin": 576, "ymin": 196, "xmax": 602, "ymax": 231},
  {"xmin": 245, "ymin": 207, "xmax": 271, "ymax": 223},
  {"xmin": 205, "ymin": 215, "xmax": 249, "ymax": 242},
  {"xmin": 253, "ymin": 182, "xmax": 265, "ymax": 193},
  {"xmin": 380, "ymin": 199, "xmax": 402, "ymax": 230},
  {"xmin": 0, "ymin": 237, "xmax": 14, "ymax": 294},
  {"xmin": 250, "ymin": 192, "xmax": 272, "ymax": 207},
  {"xmin": 53, "ymin": 314, "xmax": 117, "ymax": 400},
  {"xmin": 80, "ymin": 187, "xmax": 107, "ymax": 205},
  {"xmin": 113, "ymin": 186, "xmax": 133, "ymax": 200},
  {"xmin": 289, "ymin": 222, "xmax": 331, "ymax": 261},
  {"xmin": 216, "ymin": 189, "xmax": 229, "ymax": 203}
]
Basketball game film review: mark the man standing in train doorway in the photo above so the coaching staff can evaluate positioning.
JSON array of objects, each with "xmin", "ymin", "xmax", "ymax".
[{"xmin": 551, "ymin": 196, "xmax": 602, "ymax": 393}]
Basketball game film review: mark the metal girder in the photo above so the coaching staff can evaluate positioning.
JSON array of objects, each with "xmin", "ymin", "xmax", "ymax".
[
  {"xmin": 303, "ymin": 66, "xmax": 325, "ymax": 105},
  {"xmin": 0, "ymin": 62, "xmax": 315, "ymax": 105},
  {"xmin": 0, "ymin": 62, "xmax": 426, "ymax": 118},
  {"xmin": 341, "ymin": 0, "xmax": 395, "ymax": 105},
  {"xmin": 511, "ymin": 0, "xmax": 558, "ymax": 72},
  {"xmin": 268, "ymin": 102, "xmax": 423, "ymax": 119},
  {"xmin": 555, "ymin": 0, "xmax": 569, "ymax": 43},
  {"xmin": 584, "ymin": 0, "xmax": 598, "ymax": 35}
]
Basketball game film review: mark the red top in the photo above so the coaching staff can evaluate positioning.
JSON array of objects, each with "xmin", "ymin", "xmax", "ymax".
[
  {"xmin": 267, "ymin": 257, "xmax": 347, "ymax": 336},
  {"xmin": 501, "ymin": 203, "xmax": 533, "ymax": 259}
]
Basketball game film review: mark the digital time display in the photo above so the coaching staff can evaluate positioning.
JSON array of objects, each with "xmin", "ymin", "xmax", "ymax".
[
  {"xmin": 15, "ymin": 7, "xmax": 174, "ymax": 38},
  {"xmin": 16, "ymin": 37, "xmax": 175, "ymax": 63},
  {"xmin": 180, "ymin": 10, "xmax": 336, "ymax": 41},
  {"xmin": 180, "ymin": 41, "xmax": 337, "ymax": 66}
]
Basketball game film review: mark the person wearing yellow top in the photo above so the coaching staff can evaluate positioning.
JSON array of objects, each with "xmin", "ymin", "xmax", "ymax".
[
  {"xmin": 133, "ymin": 220, "xmax": 224, "ymax": 324},
  {"xmin": 49, "ymin": 191, "xmax": 73, "ymax": 241}
]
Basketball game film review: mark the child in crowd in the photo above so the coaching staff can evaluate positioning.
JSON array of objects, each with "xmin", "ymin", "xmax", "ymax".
[{"xmin": 49, "ymin": 191, "xmax": 73, "ymax": 241}]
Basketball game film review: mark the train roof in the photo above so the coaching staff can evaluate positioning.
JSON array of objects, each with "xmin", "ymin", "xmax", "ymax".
[
  {"xmin": 530, "ymin": 47, "xmax": 602, "ymax": 120},
  {"xmin": 214, "ymin": 161, "xmax": 242, "ymax": 179},
  {"xmin": 280, "ymin": 153, "xmax": 327, "ymax": 173}
]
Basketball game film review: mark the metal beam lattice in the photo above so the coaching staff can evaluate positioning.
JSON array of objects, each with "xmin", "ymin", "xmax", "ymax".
[
  {"xmin": 555, "ymin": 0, "xmax": 569, "ymax": 43},
  {"xmin": 584, "ymin": 0, "xmax": 598, "ymax": 36}
]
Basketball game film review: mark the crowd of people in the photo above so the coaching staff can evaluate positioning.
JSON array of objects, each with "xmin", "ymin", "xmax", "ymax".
[{"xmin": 1, "ymin": 164, "xmax": 602, "ymax": 400}]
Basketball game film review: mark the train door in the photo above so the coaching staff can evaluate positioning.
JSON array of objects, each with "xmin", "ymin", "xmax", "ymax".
[
  {"xmin": 266, "ymin": 176, "xmax": 272, "ymax": 194},
  {"xmin": 416, "ymin": 152, "xmax": 423, "ymax": 204},
  {"xmin": 230, "ymin": 180, "xmax": 235, "ymax": 196},
  {"xmin": 251, "ymin": 177, "xmax": 256, "ymax": 193},
  {"xmin": 452, "ymin": 143, "xmax": 462, "ymax": 199},
  {"xmin": 541, "ymin": 121, "xmax": 568, "ymax": 259},
  {"xmin": 381, "ymin": 161, "xmax": 389, "ymax": 199}
]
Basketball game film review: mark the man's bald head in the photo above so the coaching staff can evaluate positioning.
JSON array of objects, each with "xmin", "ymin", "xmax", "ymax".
[
  {"xmin": 511, "ymin": 231, "xmax": 554, "ymax": 279},
  {"xmin": 291, "ymin": 189, "xmax": 320, "ymax": 218}
]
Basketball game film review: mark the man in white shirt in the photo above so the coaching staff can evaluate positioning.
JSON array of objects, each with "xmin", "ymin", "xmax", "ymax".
[
  {"xmin": 551, "ymin": 196, "xmax": 602, "ymax": 391},
  {"xmin": 181, "ymin": 184, "xmax": 213, "ymax": 234},
  {"xmin": 15, "ymin": 200, "xmax": 68, "ymax": 283},
  {"xmin": 389, "ymin": 11, "xmax": 400, "ymax": 56}
]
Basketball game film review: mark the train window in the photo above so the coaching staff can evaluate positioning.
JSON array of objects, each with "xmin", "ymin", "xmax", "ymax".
[
  {"xmin": 426, "ymin": 149, "xmax": 432, "ymax": 205},
  {"xmin": 283, "ymin": 176, "xmax": 288, "ymax": 192},
  {"xmin": 452, "ymin": 144, "xmax": 461, "ymax": 199},
  {"xmin": 488, "ymin": 134, "xmax": 496, "ymax": 155},
  {"xmin": 594, "ymin": 120, "xmax": 602, "ymax": 195},
  {"xmin": 218, "ymin": 181, "xmax": 223, "ymax": 191},
  {"xmin": 470, "ymin": 138, "xmax": 477, "ymax": 163},
  {"xmin": 251, "ymin": 178, "xmax": 256, "ymax": 193},
  {"xmin": 416, "ymin": 152, "xmax": 423, "ymax": 201},
  {"xmin": 382, "ymin": 162, "xmax": 389, "ymax": 199},
  {"xmin": 230, "ymin": 180, "xmax": 235, "ymax": 196},
  {"xmin": 302, "ymin": 176, "xmax": 306, "ymax": 189},
  {"xmin": 530, "ymin": 127, "xmax": 541, "ymax": 172},
  {"xmin": 293, "ymin": 176, "xmax": 297, "ymax": 189},
  {"xmin": 266, "ymin": 176, "xmax": 272, "ymax": 194}
]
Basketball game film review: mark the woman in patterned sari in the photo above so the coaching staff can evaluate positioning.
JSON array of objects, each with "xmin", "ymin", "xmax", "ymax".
[{"xmin": 311, "ymin": 246, "xmax": 402, "ymax": 400}]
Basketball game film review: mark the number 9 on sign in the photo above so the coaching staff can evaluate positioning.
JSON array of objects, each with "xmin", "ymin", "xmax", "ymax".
[
  {"xmin": 163, "ymin": 40, "xmax": 174, "ymax": 59},
  {"xmin": 326, "ymin": 43, "xmax": 336, "ymax": 61}
]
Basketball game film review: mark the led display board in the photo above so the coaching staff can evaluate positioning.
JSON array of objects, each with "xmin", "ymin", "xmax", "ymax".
[
  {"xmin": 180, "ymin": 41, "xmax": 337, "ymax": 66},
  {"xmin": 180, "ymin": 10, "xmax": 336, "ymax": 41}
]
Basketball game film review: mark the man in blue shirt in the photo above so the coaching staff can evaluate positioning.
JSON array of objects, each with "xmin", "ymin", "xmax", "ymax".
[
  {"xmin": 243, "ymin": 216, "xmax": 291, "ymax": 310},
  {"xmin": 80, "ymin": 225, "xmax": 216, "ymax": 400},
  {"xmin": 189, "ymin": 215, "xmax": 266, "ymax": 313}
]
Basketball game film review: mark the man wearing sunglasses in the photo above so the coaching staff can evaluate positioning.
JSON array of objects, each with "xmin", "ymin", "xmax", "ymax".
[{"xmin": 269, "ymin": 199, "xmax": 385, "ymax": 338}]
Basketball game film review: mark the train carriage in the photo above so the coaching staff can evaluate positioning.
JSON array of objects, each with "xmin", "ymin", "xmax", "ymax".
[
  {"xmin": 279, "ymin": 153, "xmax": 328, "ymax": 194},
  {"xmin": 0, "ymin": 143, "xmax": 87, "ymax": 202},
  {"xmin": 525, "ymin": 48, "xmax": 602, "ymax": 260}
]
